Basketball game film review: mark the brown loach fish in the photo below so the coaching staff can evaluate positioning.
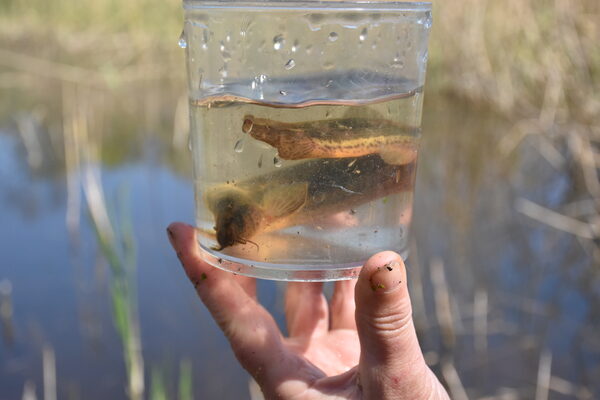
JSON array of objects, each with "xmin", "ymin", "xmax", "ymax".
[
  {"xmin": 242, "ymin": 115, "xmax": 420, "ymax": 165},
  {"xmin": 205, "ymin": 154, "xmax": 416, "ymax": 250}
]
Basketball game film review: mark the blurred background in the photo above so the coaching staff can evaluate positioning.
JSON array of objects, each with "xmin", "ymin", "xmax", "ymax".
[{"xmin": 0, "ymin": 0, "xmax": 598, "ymax": 399}]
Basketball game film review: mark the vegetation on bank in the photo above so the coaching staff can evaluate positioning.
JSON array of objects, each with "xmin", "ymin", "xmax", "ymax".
[{"xmin": 1, "ymin": 0, "xmax": 598, "ymax": 121}]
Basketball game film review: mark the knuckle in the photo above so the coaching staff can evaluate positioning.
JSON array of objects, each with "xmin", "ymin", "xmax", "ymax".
[{"xmin": 367, "ymin": 311, "xmax": 413, "ymax": 336}]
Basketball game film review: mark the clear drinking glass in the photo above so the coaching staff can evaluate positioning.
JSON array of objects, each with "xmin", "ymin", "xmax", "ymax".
[{"xmin": 182, "ymin": 0, "xmax": 432, "ymax": 281}]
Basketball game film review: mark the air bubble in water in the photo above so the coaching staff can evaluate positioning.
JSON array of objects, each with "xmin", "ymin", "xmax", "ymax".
[
  {"xmin": 220, "ymin": 41, "xmax": 226, "ymax": 52},
  {"xmin": 279, "ymin": 90, "xmax": 288, "ymax": 96},
  {"xmin": 259, "ymin": 74, "xmax": 268, "ymax": 83},
  {"xmin": 251, "ymin": 80, "xmax": 257, "ymax": 90},
  {"xmin": 274, "ymin": 156, "xmax": 282, "ymax": 167},
  {"xmin": 284, "ymin": 59, "xmax": 296, "ymax": 70},
  {"xmin": 234, "ymin": 139, "xmax": 244, "ymax": 153},
  {"xmin": 178, "ymin": 30, "xmax": 187, "ymax": 48},
  {"xmin": 292, "ymin": 40, "xmax": 300, "ymax": 52},
  {"xmin": 273, "ymin": 34, "xmax": 285, "ymax": 50},
  {"xmin": 328, "ymin": 32, "xmax": 338, "ymax": 42},
  {"xmin": 359, "ymin": 28, "xmax": 368, "ymax": 42}
]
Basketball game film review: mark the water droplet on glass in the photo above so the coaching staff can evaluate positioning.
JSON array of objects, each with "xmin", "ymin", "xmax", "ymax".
[
  {"xmin": 359, "ymin": 28, "xmax": 368, "ymax": 42},
  {"xmin": 284, "ymin": 59, "xmax": 296, "ymax": 70},
  {"xmin": 226, "ymin": 34, "xmax": 231, "ymax": 42},
  {"xmin": 178, "ymin": 30, "xmax": 187, "ymax": 48},
  {"xmin": 201, "ymin": 43, "xmax": 208, "ymax": 50},
  {"xmin": 328, "ymin": 32, "xmax": 338, "ymax": 42},
  {"xmin": 274, "ymin": 156, "xmax": 282, "ymax": 167},
  {"xmin": 259, "ymin": 74, "xmax": 268, "ymax": 83},
  {"xmin": 424, "ymin": 11, "xmax": 433, "ymax": 29},
  {"xmin": 197, "ymin": 68, "xmax": 204, "ymax": 86},
  {"xmin": 292, "ymin": 40, "xmax": 300, "ymax": 52},
  {"xmin": 222, "ymin": 51, "xmax": 231, "ymax": 62},
  {"xmin": 234, "ymin": 139, "xmax": 244, "ymax": 153},
  {"xmin": 219, "ymin": 65, "xmax": 228, "ymax": 78},
  {"xmin": 251, "ymin": 80, "xmax": 257, "ymax": 90},
  {"xmin": 220, "ymin": 41, "xmax": 226, "ymax": 52},
  {"xmin": 279, "ymin": 90, "xmax": 287, "ymax": 96},
  {"xmin": 392, "ymin": 56, "xmax": 404, "ymax": 68},
  {"xmin": 273, "ymin": 34, "xmax": 285, "ymax": 50},
  {"xmin": 187, "ymin": 134, "xmax": 193, "ymax": 151}
]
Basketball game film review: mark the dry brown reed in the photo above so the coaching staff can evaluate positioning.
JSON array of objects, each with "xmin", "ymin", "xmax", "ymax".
[
  {"xmin": 431, "ymin": 0, "xmax": 600, "ymax": 254},
  {"xmin": 431, "ymin": 0, "xmax": 599, "ymax": 122}
]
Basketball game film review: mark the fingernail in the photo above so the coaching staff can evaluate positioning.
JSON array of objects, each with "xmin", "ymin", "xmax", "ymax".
[
  {"xmin": 369, "ymin": 261, "xmax": 402, "ymax": 293},
  {"xmin": 166, "ymin": 227, "xmax": 176, "ymax": 247}
]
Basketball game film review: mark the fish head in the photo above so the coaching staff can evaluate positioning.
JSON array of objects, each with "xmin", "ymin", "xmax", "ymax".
[
  {"xmin": 207, "ymin": 186, "xmax": 263, "ymax": 249},
  {"xmin": 242, "ymin": 115, "xmax": 272, "ymax": 145}
]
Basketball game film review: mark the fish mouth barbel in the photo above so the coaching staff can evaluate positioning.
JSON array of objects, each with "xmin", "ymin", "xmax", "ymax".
[
  {"xmin": 205, "ymin": 154, "xmax": 416, "ymax": 250},
  {"xmin": 242, "ymin": 114, "xmax": 420, "ymax": 165}
]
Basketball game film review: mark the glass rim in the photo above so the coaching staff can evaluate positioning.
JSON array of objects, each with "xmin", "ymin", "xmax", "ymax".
[{"xmin": 183, "ymin": 1, "xmax": 431, "ymax": 12}]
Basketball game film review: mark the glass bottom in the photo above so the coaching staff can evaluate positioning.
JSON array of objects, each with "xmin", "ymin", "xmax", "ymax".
[{"xmin": 197, "ymin": 240, "xmax": 408, "ymax": 281}]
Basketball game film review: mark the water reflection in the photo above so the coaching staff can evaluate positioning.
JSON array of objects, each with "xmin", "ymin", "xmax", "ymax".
[{"xmin": 0, "ymin": 79, "xmax": 598, "ymax": 399}]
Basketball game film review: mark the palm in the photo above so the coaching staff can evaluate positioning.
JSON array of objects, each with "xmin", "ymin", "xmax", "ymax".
[
  {"xmin": 236, "ymin": 279, "xmax": 363, "ymax": 399},
  {"xmin": 285, "ymin": 329, "xmax": 360, "ymax": 376}
]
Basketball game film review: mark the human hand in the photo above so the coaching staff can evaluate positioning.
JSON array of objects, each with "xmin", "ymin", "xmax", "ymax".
[{"xmin": 167, "ymin": 222, "xmax": 449, "ymax": 400}]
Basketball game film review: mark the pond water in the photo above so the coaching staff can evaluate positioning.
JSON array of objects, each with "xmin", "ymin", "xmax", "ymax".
[{"xmin": 0, "ymin": 80, "xmax": 598, "ymax": 399}]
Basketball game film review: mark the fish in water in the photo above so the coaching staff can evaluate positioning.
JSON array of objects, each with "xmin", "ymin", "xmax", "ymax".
[
  {"xmin": 242, "ymin": 114, "xmax": 420, "ymax": 165},
  {"xmin": 205, "ymin": 154, "xmax": 416, "ymax": 250}
]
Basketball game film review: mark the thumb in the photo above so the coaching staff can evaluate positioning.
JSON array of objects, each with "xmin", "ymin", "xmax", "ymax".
[{"xmin": 355, "ymin": 251, "xmax": 437, "ymax": 399}]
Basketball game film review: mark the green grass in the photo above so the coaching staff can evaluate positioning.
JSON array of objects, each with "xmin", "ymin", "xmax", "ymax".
[{"xmin": 88, "ymin": 185, "xmax": 145, "ymax": 400}]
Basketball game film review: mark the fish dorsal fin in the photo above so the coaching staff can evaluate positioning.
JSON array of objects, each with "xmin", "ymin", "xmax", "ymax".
[
  {"xmin": 277, "ymin": 135, "xmax": 317, "ymax": 160},
  {"xmin": 262, "ymin": 182, "xmax": 308, "ymax": 218}
]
